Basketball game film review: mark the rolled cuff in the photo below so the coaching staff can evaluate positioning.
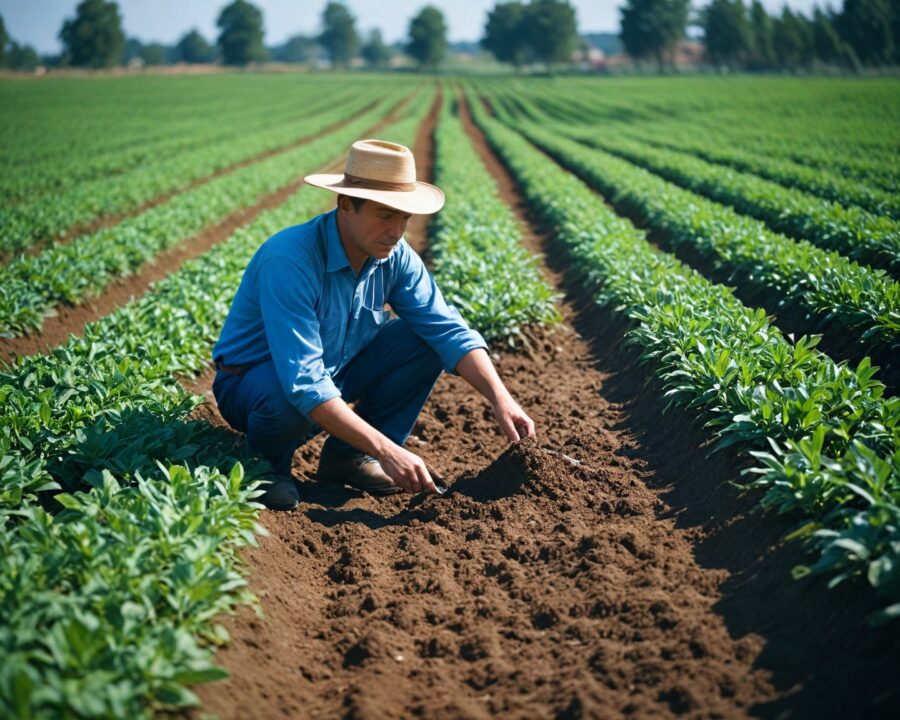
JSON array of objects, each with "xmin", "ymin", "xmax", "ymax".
[
  {"xmin": 293, "ymin": 375, "xmax": 342, "ymax": 420},
  {"xmin": 440, "ymin": 331, "xmax": 489, "ymax": 375}
]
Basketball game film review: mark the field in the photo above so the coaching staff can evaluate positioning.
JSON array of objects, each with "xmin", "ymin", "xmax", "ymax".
[{"xmin": 1, "ymin": 72, "xmax": 898, "ymax": 718}]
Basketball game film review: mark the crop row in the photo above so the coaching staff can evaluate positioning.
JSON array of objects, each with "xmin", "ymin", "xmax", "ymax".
[
  {"xmin": 0, "ymin": 95, "xmax": 434, "ymax": 717},
  {"xmin": 430, "ymin": 90, "xmax": 560, "ymax": 346},
  {"xmin": 467, "ymin": 89, "xmax": 900, "ymax": 624},
  {"xmin": 624, "ymin": 127, "xmax": 900, "ymax": 221},
  {"xmin": 0, "ymin": 84, "xmax": 369, "ymax": 204},
  {"xmin": 550, "ymin": 122, "xmax": 900, "ymax": 278},
  {"xmin": 496, "ymin": 78, "xmax": 899, "ymax": 193},
  {"xmin": 498, "ymin": 115, "xmax": 900, "ymax": 384},
  {"xmin": 0, "ymin": 87, "xmax": 389, "ymax": 256},
  {"xmin": 0, "ymin": 95, "xmax": 404, "ymax": 338},
  {"xmin": 0, "ymin": 74, "xmax": 378, "ymax": 168}
]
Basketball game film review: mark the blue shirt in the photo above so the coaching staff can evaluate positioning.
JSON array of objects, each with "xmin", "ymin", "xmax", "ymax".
[{"xmin": 213, "ymin": 209, "xmax": 487, "ymax": 419}]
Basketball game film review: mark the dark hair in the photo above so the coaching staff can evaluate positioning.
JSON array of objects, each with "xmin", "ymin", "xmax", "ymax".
[{"xmin": 338, "ymin": 194, "xmax": 366, "ymax": 212}]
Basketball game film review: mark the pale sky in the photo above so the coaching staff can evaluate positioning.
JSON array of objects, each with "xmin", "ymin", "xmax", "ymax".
[{"xmin": 1, "ymin": 0, "xmax": 822, "ymax": 54}]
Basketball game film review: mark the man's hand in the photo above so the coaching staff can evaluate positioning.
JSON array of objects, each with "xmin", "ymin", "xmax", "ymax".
[
  {"xmin": 377, "ymin": 443, "xmax": 438, "ymax": 494},
  {"xmin": 455, "ymin": 348, "xmax": 537, "ymax": 444},
  {"xmin": 493, "ymin": 396, "xmax": 536, "ymax": 442},
  {"xmin": 311, "ymin": 397, "xmax": 440, "ymax": 494}
]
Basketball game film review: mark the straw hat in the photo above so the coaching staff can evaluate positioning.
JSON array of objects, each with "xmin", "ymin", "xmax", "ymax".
[{"xmin": 304, "ymin": 139, "xmax": 445, "ymax": 215}]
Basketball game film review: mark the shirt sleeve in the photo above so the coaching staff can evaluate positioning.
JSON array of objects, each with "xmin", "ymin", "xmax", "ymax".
[
  {"xmin": 257, "ymin": 255, "xmax": 341, "ymax": 419},
  {"xmin": 387, "ymin": 242, "xmax": 488, "ymax": 374}
]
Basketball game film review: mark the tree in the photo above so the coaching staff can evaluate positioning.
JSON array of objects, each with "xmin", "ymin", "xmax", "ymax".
[
  {"xmin": 747, "ymin": 0, "xmax": 774, "ymax": 68},
  {"xmin": 620, "ymin": 0, "xmax": 691, "ymax": 71},
  {"xmin": 772, "ymin": 6, "xmax": 813, "ymax": 70},
  {"xmin": 8, "ymin": 42, "xmax": 40, "ymax": 71},
  {"xmin": 362, "ymin": 29, "xmax": 392, "ymax": 68},
  {"xmin": 176, "ymin": 29, "xmax": 214, "ymax": 64},
  {"xmin": 522, "ymin": 0, "xmax": 578, "ymax": 67},
  {"xmin": 407, "ymin": 5, "xmax": 448, "ymax": 68},
  {"xmin": 482, "ymin": 1, "xmax": 530, "ymax": 68},
  {"xmin": 270, "ymin": 35, "xmax": 315, "ymax": 63},
  {"xmin": 0, "ymin": 14, "xmax": 9, "ymax": 67},
  {"xmin": 122, "ymin": 37, "xmax": 143, "ymax": 64},
  {"xmin": 139, "ymin": 42, "xmax": 167, "ymax": 66},
  {"xmin": 810, "ymin": 6, "xmax": 849, "ymax": 66},
  {"xmin": 703, "ymin": 0, "xmax": 751, "ymax": 69},
  {"xmin": 59, "ymin": 0, "xmax": 125, "ymax": 68},
  {"xmin": 216, "ymin": 0, "xmax": 267, "ymax": 66},
  {"xmin": 320, "ymin": 2, "xmax": 358, "ymax": 67},
  {"xmin": 836, "ymin": 0, "xmax": 894, "ymax": 66}
]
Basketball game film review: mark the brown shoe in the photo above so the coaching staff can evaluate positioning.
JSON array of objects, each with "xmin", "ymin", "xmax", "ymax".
[{"xmin": 316, "ymin": 443, "xmax": 401, "ymax": 496}]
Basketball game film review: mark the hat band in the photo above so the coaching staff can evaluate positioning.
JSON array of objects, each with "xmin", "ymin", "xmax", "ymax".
[{"xmin": 344, "ymin": 173, "xmax": 416, "ymax": 193}]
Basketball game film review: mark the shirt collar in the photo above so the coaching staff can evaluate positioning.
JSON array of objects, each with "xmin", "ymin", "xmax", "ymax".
[
  {"xmin": 323, "ymin": 208, "xmax": 393, "ymax": 274},
  {"xmin": 324, "ymin": 209, "xmax": 351, "ymax": 273}
]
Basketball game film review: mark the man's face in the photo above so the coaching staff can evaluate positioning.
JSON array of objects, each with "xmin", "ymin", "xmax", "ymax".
[{"xmin": 339, "ymin": 198, "xmax": 412, "ymax": 263}]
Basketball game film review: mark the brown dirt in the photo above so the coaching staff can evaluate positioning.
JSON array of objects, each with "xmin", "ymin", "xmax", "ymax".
[
  {"xmin": 182, "ymin": 89, "xmax": 900, "ymax": 719},
  {"xmin": 0, "ymin": 95, "xmax": 416, "ymax": 363},
  {"xmin": 402, "ymin": 87, "xmax": 441, "ymax": 256}
]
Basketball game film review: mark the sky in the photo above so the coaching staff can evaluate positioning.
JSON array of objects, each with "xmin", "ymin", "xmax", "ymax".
[{"xmin": 1, "ymin": 0, "xmax": 822, "ymax": 55}]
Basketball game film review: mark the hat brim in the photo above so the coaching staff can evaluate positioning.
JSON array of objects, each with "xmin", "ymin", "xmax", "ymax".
[{"xmin": 304, "ymin": 173, "xmax": 445, "ymax": 215}]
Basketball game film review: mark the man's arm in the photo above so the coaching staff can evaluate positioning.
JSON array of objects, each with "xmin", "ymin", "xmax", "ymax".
[
  {"xmin": 309, "ymin": 398, "xmax": 437, "ymax": 494},
  {"xmin": 455, "ymin": 348, "xmax": 535, "ymax": 442}
]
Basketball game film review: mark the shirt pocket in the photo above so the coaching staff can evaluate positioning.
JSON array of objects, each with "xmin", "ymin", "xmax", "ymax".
[{"xmin": 356, "ymin": 307, "xmax": 389, "ymax": 348}]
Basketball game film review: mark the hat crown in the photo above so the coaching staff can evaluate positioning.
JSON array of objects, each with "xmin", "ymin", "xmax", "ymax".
[{"xmin": 344, "ymin": 139, "xmax": 417, "ymax": 184}]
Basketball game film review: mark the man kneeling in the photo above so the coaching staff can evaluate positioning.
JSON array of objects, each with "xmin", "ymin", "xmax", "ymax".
[{"xmin": 212, "ymin": 139, "xmax": 534, "ymax": 510}]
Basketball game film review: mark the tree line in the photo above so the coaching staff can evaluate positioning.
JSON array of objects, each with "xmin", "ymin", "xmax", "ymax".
[
  {"xmin": 0, "ymin": 0, "xmax": 450, "ymax": 71},
  {"xmin": 699, "ymin": 0, "xmax": 899, "ymax": 71},
  {"xmin": 1, "ymin": 0, "xmax": 897, "ymax": 73}
]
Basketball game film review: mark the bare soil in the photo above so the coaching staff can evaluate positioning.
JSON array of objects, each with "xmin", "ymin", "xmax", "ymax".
[{"xmin": 187, "ymin": 94, "xmax": 900, "ymax": 718}]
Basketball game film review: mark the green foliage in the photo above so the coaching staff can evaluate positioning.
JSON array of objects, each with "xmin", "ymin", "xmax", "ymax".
[
  {"xmin": 216, "ymin": 0, "xmax": 267, "ymax": 66},
  {"xmin": 469, "ymin": 83, "xmax": 900, "ymax": 620},
  {"xmin": 0, "ymin": 84, "xmax": 388, "ymax": 258},
  {"xmin": 516, "ymin": 119, "xmax": 900, "ymax": 378},
  {"xmin": 837, "ymin": 0, "xmax": 895, "ymax": 66},
  {"xmin": 0, "ymin": 463, "xmax": 263, "ymax": 718},
  {"xmin": 431, "ymin": 90, "xmax": 560, "ymax": 347},
  {"xmin": 811, "ymin": 7, "xmax": 852, "ymax": 66},
  {"xmin": 522, "ymin": 0, "xmax": 579, "ymax": 67},
  {"xmin": 747, "ymin": 0, "xmax": 775, "ymax": 68},
  {"xmin": 407, "ymin": 6, "xmax": 449, "ymax": 69},
  {"xmin": 361, "ymin": 29, "xmax": 391, "ymax": 68},
  {"xmin": 619, "ymin": 0, "xmax": 690, "ymax": 70},
  {"xmin": 269, "ymin": 34, "xmax": 316, "ymax": 63},
  {"xmin": 0, "ymin": 14, "xmax": 8, "ymax": 67},
  {"xmin": 0, "ymin": 76, "xmax": 398, "ymax": 206},
  {"xmin": 482, "ymin": 1, "xmax": 530, "ymax": 68},
  {"xmin": 5, "ymin": 42, "xmax": 41, "ymax": 72},
  {"xmin": 319, "ymin": 1, "xmax": 359, "ymax": 67},
  {"xmin": 554, "ymin": 120, "xmax": 900, "ymax": 277},
  {"xmin": 481, "ymin": 0, "xmax": 579, "ymax": 69},
  {"xmin": 703, "ymin": 0, "xmax": 752, "ymax": 69},
  {"xmin": 772, "ymin": 6, "xmax": 814, "ymax": 69},
  {"xmin": 0, "ymin": 87, "xmax": 435, "ymax": 716},
  {"xmin": 175, "ymin": 29, "xmax": 215, "ymax": 64},
  {"xmin": 58, "ymin": 0, "xmax": 125, "ymax": 68},
  {"xmin": 139, "ymin": 42, "xmax": 168, "ymax": 66}
]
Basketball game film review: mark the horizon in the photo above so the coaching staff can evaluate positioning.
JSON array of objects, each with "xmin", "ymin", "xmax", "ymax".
[{"xmin": 1, "ymin": 0, "xmax": 822, "ymax": 56}]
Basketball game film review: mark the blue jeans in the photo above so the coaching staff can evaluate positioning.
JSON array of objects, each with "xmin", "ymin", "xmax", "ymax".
[{"xmin": 212, "ymin": 317, "xmax": 444, "ymax": 476}]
